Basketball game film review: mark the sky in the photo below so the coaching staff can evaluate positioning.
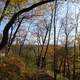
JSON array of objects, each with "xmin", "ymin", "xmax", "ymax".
[
  {"xmin": 0, "ymin": 0, "xmax": 80, "ymax": 45},
  {"xmin": 0, "ymin": 0, "xmax": 78, "ymax": 31},
  {"xmin": 0, "ymin": 18, "xmax": 9, "ymax": 32}
]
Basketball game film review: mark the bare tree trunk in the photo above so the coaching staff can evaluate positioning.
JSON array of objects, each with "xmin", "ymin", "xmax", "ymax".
[
  {"xmin": 73, "ymin": 42, "xmax": 76, "ymax": 80},
  {"xmin": 73, "ymin": 6, "xmax": 78, "ymax": 80},
  {"xmin": 53, "ymin": 0, "xmax": 57, "ymax": 80},
  {"xmin": 63, "ymin": 1, "xmax": 71, "ymax": 79},
  {"xmin": 40, "ymin": 10, "xmax": 53, "ymax": 68},
  {"xmin": 6, "ymin": 17, "xmax": 24, "ymax": 54},
  {"xmin": 36, "ymin": 27, "xmax": 49, "ymax": 68}
]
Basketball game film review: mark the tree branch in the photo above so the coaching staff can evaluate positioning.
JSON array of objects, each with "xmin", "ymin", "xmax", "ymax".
[
  {"xmin": 0, "ymin": 0, "xmax": 10, "ymax": 23},
  {"xmin": 0, "ymin": 0, "xmax": 55, "ymax": 50}
]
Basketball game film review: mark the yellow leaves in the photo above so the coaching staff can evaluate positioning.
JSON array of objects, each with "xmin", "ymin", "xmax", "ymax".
[
  {"xmin": 5, "ymin": 7, "xmax": 16, "ymax": 17},
  {"xmin": 4, "ymin": 0, "xmax": 28, "ymax": 17},
  {"xmin": 10, "ymin": 0, "xmax": 28, "ymax": 5}
]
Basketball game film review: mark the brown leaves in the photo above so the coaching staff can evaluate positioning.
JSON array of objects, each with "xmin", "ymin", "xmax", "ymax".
[{"xmin": 10, "ymin": 0, "xmax": 28, "ymax": 5}]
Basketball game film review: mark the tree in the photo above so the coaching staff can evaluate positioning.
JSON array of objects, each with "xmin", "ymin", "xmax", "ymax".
[
  {"xmin": 0, "ymin": 0, "xmax": 55, "ymax": 50},
  {"xmin": 0, "ymin": 0, "xmax": 70, "ymax": 80}
]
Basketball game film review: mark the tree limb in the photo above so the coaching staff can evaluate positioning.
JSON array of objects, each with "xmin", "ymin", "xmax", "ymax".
[{"xmin": 0, "ymin": 0, "xmax": 55, "ymax": 50}]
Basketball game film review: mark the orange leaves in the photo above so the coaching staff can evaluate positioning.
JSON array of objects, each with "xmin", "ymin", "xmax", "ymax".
[{"xmin": 10, "ymin": 0, "xmax": 28, "ymax": 5}]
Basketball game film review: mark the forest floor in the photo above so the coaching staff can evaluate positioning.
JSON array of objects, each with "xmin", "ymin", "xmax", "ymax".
[{"xmin": 0, "ymin": 54, "xmax": 54, "ymax": 80}]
